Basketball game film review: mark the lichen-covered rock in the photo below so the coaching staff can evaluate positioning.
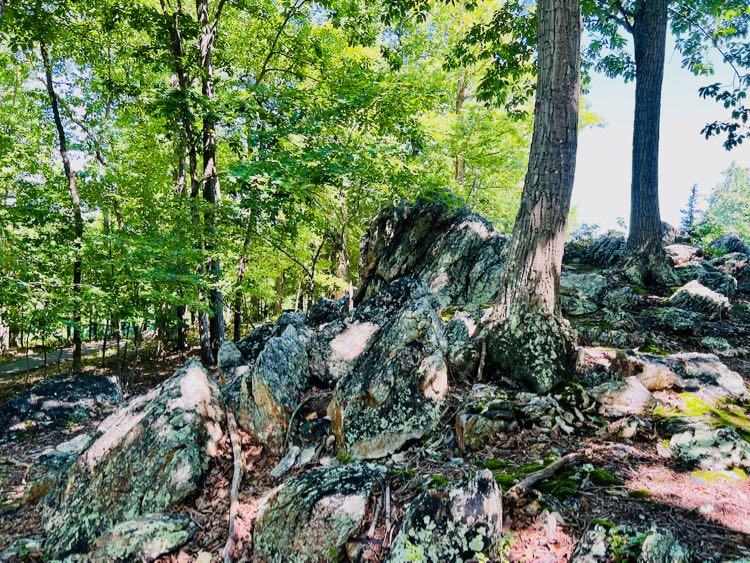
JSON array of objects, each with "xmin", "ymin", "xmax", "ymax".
[
  {"xmin": 217, "ymin": 340, "xmax": 243, "ymax": 377},
  {"xmin": 710, "ymin": 251, "xmax": 750, "ymax": 278},
  {"xmin": 329, "ymin": 278, "xmax": 449, "ymax": 459},
  {"xmin": 612, "ymin": 351, "xmax": 746, "ymax": 400},
  {"xmin": 638, "ymin": 529, "xmax": 690, "ymax": 562},
  {"xmin": 308, "ymin": 278, "xmax": 431, "ymax": 388},
  {"xmin": 581, "ymin": 232, "xmax": 626, "ymax": 268},
  {"xmin": 676, "ymin": 261, "xmax": 738, "ymax": 299},
  {"xmin": 0, "ymin": 373, "xmax": 121, "ymax": 437},
  {"xmin": 235, "ymin": 311, "xmax": 307, "ymax": 365},
  {"xmin": 669, "ymin": 280, "xmax": 730, "ymax": 319},
  {"xmin": 443, "ymin": 311, "xmax": 482, "ymax": 379},
  {"xmin": 86, "ymin": 514, "xmax": 196, "ymax": 562},
  {"xmin": 701, "ymin": 336, "xmax": 732, "ymax": 354},
  {"xmin": 709, "ymin": 233, "xmax": 750, "ymax": 256},
  {"xmin": 592, "ymin": 377, "xmax": 654, "ymax": 417},
  {"xmin": 602, "ymin": 287, "xmax": 641, "ymax": 311},
  {"xmin": 644, "ymin": 307, "xmax": 704, "ymax": 335},
  {"xmin": 571, "ymin": 525, "xmax": 689, "ymax": 563},
  {"xmin": 560, "ymin": 272, "xmax": 608, "ymax": 316},
  {"xmin": 232, "ymin": 325, "xmax": 311, "ymax": 453},
  {"xmin": 669, "ymin": 423, "xmax": 750, "ymax": 471},
  {"xmin": 387, "ymin": 470, "xmax": 502, "ymax": 562},
  {"xmin": 42, "ymin": 360, "xmax": 224, "ymax": 557},
  {"xmin": 307, "ymin": 295, "xmax": 349, "ymax": 327},
  {"xmin": 665, "ymin": 244, "xmax": 702, "ymax": 267},
  {"xmin": 23, "ymin": 433, "xmax": 91, "ymax": 505},
  {"xmin": 253, "ymin": 462, "xmax": 386, "ymax": 563},
  {"xmin": 356, "ymin": 200, "xmax": 509, "ymax": 308},
  {"xmin": 455, "ymin": 400, "xmax": 520, "ymax": 452}
]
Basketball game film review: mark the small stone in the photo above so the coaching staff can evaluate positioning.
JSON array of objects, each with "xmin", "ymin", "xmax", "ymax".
[
  {"xmin": 271, "ymin": 446, "xmax": 301, "ymax": 479},
  {"xmin": 297, "ymin": 446, "xmax": 317, "ymax": 467}
]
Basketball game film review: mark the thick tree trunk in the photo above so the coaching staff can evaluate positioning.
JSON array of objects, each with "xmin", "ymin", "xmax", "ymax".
[
  {"xmin": 198, "ymin": 0, "xmax": 225, "ymax": 363},
  {"xmin": 0, "ymin": 317, "xmax": 9, "ymax": 354},
  {"xmin": 454, "ymin": 70, "xmax": 469, "ymax": 183},
  {"xmin": 622, "ymin": 0, "xmax": 676, "ymax": 286},
  {"xmin": 274, "ymin": 272, "xmax": 285, "ymax": 316},
  {"xmin": 485, "ymin": 0, "xmax": 581, "ymax": 393},
  {"xmin": 41, "ymin": 41, "xmax": 83, "ymax": 372},
  {"xmin": 176, "ymin": 304, "xmax": 188, "ymax": 351}
]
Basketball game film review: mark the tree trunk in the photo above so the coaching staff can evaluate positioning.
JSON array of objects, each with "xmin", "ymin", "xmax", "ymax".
[
  {"xmin": 41, "ymin": 40, "xmax": 83, "ymax": 372},
  {"xmin": 176, "ymin": 304, "xmax": 188, "ymax": 351},
  {"xmin": 198, "ymin": 0, "xmax": 225, "ymax": 363},
  {"xmin": 622, "ymin": 0, "xmax": 676, "ymax": 286},
  {"xmin": 0, "ymin": 317, "xmax": 8, "ymax": 354},
  {"xmin": 454, "ymin": 70, "xmax": 469, "ymax": 184},
  {"xmin": 485, "ymin": 0, "xmax": 581, "ymax": 393},
  {"xmin": 274, "ymin": 272, "xmax": 285, "ymax": 316}
]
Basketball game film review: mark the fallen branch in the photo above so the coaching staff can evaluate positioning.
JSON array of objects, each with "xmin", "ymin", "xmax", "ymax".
[
  {"xmin": 504, "ymin": 452, "xmax": 584, "ymax": 504},
  {"xmin": 223, "ymin": 410, "xmax": 244, "ymax": 563}
]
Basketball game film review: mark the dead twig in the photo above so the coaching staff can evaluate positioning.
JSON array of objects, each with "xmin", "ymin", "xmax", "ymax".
[
  {"xmin": 223, "ymin": 410, "xmax": 243, "ymax": 563},
  {"xmin": 504, "ymin": 452, "xmax": 584, "ymax": 504}
]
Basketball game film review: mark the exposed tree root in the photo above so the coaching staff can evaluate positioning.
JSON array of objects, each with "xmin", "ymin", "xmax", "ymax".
[
  {"xmin": 223, "ymin": 410, "xmax": 243, "ymax": 563},
  {"xmin": 504, "ymin": 452, "xmax": 584, "ymax": 505}
]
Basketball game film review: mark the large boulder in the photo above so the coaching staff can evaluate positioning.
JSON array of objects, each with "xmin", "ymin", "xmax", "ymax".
[
  {"xmin": 229, "ymin": 325, "xmax": 311, "ymax": 453},
  {"xmin": 709, "ymin": 233, "xmax": 750, "ymax": 256},
  {"xmin": 328, "ymin": 278, "xmax": 449, "ymax": 459},
  {"xmin": 669, "ymin": 280, "xmax": 730, "ymax": 319},
  {"xmin": 710, "ymin": 252, "xmax": 750, "ymax": 294},
  {"xmin": 669, "ymin": 423, "xmax": 750, "ymax": 471},
  {"xmin": 253, "ymin": 462, "xmax": 386, "ymax": 563},
  {"xmin": 644, "ymin": 307, "xmax": 704, "ymax": 335},
  {"xmin": 23, "ymin": 433, "xmax": 91, "ymax": 505},
  {"xmin": 86, "ymin": 514, "xmax": 197, "ymax": 562},
  {"xmin": 42, "ymin": 360, "xmax": 224, "ymax": 557},
  {"xmin": 560, "ymin": 272, "xmax": 608, "ymax": 316},
  {"xmin": 0, "ymin": 373, "xmax": 121, "ymax": 437},
  {"xmin": 387, "ymin": 470, "xmax": 503, "ymax": 562},
  {"xmin": 356, "ymin": 200, "xmax": 509, "ymax": 309},
  {"xmin": 665, "ymin": 244, "xmax": 702, "ymax": 268},
  {"xmin": 234, "ymin": 311, "xmax": 307, "ymax": 366},
  {"xmin": 581, "ymin": 233, "xmax": 626, "ymax": 268},
  {"xmin": 612, "ymin": 351, "xmax": 746, "ymax": 401}
]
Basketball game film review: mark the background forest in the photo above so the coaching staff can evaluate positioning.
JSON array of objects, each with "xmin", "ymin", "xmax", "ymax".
[{"xmin": 0, "ymin": 0, "xmax": 748, "ymax": 369}]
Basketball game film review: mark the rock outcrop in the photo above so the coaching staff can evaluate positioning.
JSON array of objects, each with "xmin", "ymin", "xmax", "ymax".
[
  {"xmin": 228, "ymin": 325, "xmax": 311, "ymax": 453},
  {"xmin": 561, "ymin": 272, "xmax": 608, "ymax": 316},
  {"xmin": 253, "ymin": 462, "xmax": 386, "ymax": 563},
  {"xmin": 669, "ymin": 280, "xmax": 730, "ymax": 319},
  {"xmin": 42, "ymin": 360, "xmax": 224, "ymax": 557},
  {"xmin": 387, "ymin": 470, "xmax": 502, "ymax": 562},
  {"xmin": 580, "ymin": 232, "xmax": 626, "ymax": 268},
  {"xmin": 328, "ymin": 279, "xmax": 449, "ymax": 459},
  {"xmin": 0, "ymin": 373, "xmax": 121, "ymax": 437},
  {"xmin": 356, "ymin": 200, "xmax": 508, "ymax": 308},
  {"xmin": 709, "ymin": 233, "xmax": 750, "ymax": 256}
]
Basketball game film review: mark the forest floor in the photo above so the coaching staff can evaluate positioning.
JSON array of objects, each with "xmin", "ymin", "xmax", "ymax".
[{"xmin": 2, "ymin": 293, "xmax": 750, "ymax": 561}]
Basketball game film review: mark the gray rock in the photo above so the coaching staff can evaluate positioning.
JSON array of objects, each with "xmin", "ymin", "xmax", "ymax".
[
  {"xmin": 561, "ymin": 272, "xmax": 608, "ymax": 316},
  {"xmin": 665, "ymin": 244, "xmax": 702, "ymax": 267},
  {"xmin": 23, "ymin": 433, "xmax": 91, "ymax": 505},
  {"xmin": 645, "ymin": 307, "xmax": 704, "ymax": 335},
  {"xmin": 603, "ymin": 287, "xmax": 641, "ymax": 310},
  {"xmin": 0, "ymin": 537, "xmax": 44, "ymax": 561},
  {"xmin": 253, "ymin": 462, "xmax": 386, "ymax": 563},
  {"xmin": 235, "ymin": 311, "xmax": 307, "ymax": 365},
  {"xmin": 42, "ymin": 360, "xmax": 224, "ymax": 557},
  {"xmin": 638, "ymin": 529, "xmax": 690, "ymax": 563},
  {"xmin": 307, "ymin": 296, "xmax": 349, "ymax": 327},
  {"xmin": 701, "ymin": 336, "xmax": 732, "ymax": 354},
  {"xmin": 86, "ymin": 514, "xmax": 196, "ymax": 562},
  {"xmin": 356, "ymin": 200, "xmax": 509, "ymax": 309},
  {"xmin": 710, "ymin": 252, "xmax": 750, "ymax": 294},
  {"xmin": 709, "ymin": 233, "xmax": 750, "ymax": 256},
  {"xmin": 232, "ymin": 325, "xmax": 311, "ymax": 453},
  {"xmin": 217, "ymin": 340, "xmax": 242, "ymax": 376},
  {"xmin": 270, "ymin": 446, "xmax": 301, "ymax": 479},
  {"xmin": 669, "ymin": 423, "xmax": 750, "ymax": 471},
  {"xmin": 443, "ymin": 311, "xmax": 482, "ymax": 379},
  {"xmin": 387, "ymin": 470, "xmax": 503, "ymax": 562},
  {"xmin": 328, "ymin": 279, "xmax": 449, "ymax": 459},
  {"xmin": 581, "ymin": 233, "xmax": 626, "ymax": 268},
  {"xmin": 669, "ymin": 280, "xmax": 730, "ymax": 319},
  {"xmin": 0, "ymin": 373, "xmax": 121, "ymax": 437},
  {"xmin": 592, "ymin": 377, "xmax": 654, "ymax": 417}
]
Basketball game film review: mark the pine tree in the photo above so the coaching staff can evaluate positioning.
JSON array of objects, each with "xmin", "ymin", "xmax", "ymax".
[{"xmin": 681, "ymin": 183, "xmax": 699, "ymax": 233}]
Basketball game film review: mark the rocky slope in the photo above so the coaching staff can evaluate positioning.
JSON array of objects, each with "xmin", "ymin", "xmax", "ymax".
[{"xmin": 2, "ymin": 200, "xmax": 750, "ymax": 562}]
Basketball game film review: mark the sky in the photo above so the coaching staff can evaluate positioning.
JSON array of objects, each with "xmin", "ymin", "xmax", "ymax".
[{"xmin": 572, "ymin": 35, "xmax": 750, "ymax": 231}]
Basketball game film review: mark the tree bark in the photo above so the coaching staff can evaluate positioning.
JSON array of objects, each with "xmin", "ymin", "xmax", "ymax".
[
  {"xmin": 40, "ymin": 40, "xmax": 83, "ymax": 372},
  {"xmin": 454, "ymin": 70, "xmax": 469, "ymax": 184},
  {"xmin": 485, "ymin": 0, "xmax": 581, "ymax": 393},
  {"xmin": 274, "ymin": 271, "xmax": 285, "ymax": 316},
  {"xmin": 197, "ymin": 0, "xmax": 225, "ymax": 363},
  {"xmin": 622, "ymin": 0, "xmax": 676, "ymax": 286}
]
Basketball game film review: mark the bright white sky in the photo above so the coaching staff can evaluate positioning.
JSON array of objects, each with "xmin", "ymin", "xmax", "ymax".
[{"xmin": 573, "ymin": 34, "xmax": 750, "ymax": 231}]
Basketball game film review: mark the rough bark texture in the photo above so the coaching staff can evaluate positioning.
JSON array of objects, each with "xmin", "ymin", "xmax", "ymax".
[
  {"xmin": 485, "ymin": 0, "xmax": 581, "ymax": 393},
  {"xmin": 622, "ymin": 0, "xmax": 676, "ymax": 286},
  {"xmin": 198, "ymin": 0, "xmax": 225, "ymax": 363},
  {"xmin": 41, "ymin": 41, "xmax": 83, "ymax": 371}
]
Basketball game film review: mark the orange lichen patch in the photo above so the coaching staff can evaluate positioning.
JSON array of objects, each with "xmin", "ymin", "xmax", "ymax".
[
  {"xmin": 330, "ymin": 322, "xmax": 379, "ymax": 362},
  {"xmin": 508, "ymin": 512, "xmax": 575, "ymax": 563},
  {"xmin": 625, "ymin": 464, "xmax": 750, "ymax": 534}
]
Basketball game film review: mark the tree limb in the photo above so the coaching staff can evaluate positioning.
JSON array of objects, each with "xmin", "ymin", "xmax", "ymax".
[
  {"xmin": 504, "ymin": 453, "xmax": 584, "ymax": 504},
  {"xmin": 223, "ymin": 409, "xmax": 243, "ymax": 563}
]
